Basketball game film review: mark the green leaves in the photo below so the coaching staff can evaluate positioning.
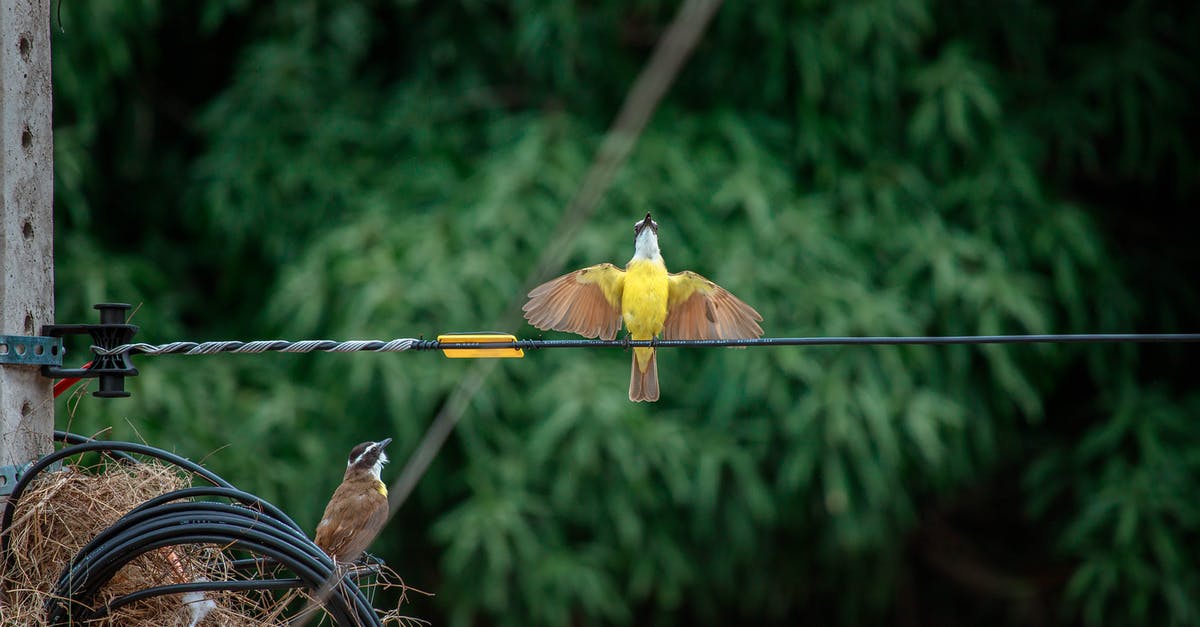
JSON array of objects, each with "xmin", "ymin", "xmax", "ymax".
[
  {"xmin": 1030, "ymin": 389, "xmax": 1200, "ymax": 626},
  {"xmin": 909, "ymin": 45, "xmax": 1001, "ymax": 151},
  {"xmin": 49, "ymin": 0, "xmax": 1200, "ymax": 625}
]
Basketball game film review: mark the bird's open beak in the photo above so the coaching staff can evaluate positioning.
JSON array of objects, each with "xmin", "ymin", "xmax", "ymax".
[{"xmin": 634, "ymin": 212, "xmax": 657, "ymax": 235}]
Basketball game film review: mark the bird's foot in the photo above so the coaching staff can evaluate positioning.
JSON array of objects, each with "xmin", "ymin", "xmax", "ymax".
[
  {"xmin": 356, "ymin": 552, "xmax": 385, "ymax": 567},
  {"xmin": 343, "ymin": 558, "xmax": 383, "ymax": 580}
]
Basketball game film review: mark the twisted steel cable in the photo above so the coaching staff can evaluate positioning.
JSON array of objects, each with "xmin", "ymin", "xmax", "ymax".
[{"xmin": 87, "ymin": 332, "xmax": 1200, "ymax": 358}]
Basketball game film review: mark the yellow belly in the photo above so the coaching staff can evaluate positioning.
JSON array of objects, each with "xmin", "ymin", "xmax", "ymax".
[{"xmin": 622, "ymin": 259, "xmax": 669, "ymax": 370}]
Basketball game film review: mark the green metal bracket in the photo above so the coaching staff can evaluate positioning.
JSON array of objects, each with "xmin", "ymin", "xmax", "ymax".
[{"xmin": 0, "ymin": 334, "xmax": 63, "ymax": 366}]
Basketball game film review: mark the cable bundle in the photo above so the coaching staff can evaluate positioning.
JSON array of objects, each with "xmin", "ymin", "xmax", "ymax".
[{"xmin": 1, "ymin": 432, "xmax": 381, "ymax": 626}]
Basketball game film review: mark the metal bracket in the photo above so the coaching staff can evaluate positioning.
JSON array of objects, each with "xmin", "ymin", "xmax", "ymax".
[
  {"xmin": 0, "ymin": 463, "xmax": 21, "ymax": 496},
  {"xmin": 41, "ymin": 303, "xmax": 139, "ymax": 398},
  {"xmin": 0, "ymin": 334, "xmax": 63, "ymax": 366},
  {"xmin": 0, "ymin": 460, "xmax": 64, "ymax": 496}
]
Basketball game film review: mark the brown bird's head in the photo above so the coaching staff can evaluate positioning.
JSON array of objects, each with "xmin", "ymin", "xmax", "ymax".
[
  {"xmin": 345, "ymin": 438, "xmax": 391, "ymax": 480},
  {"xmin": 633, "ymin": 212, "xmax": 658, "ymax": 238}
]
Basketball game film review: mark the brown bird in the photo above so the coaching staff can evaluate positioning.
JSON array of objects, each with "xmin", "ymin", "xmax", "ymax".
[
  {"xmin": 523, "ymin": 213, "xmax": 763, "ymax": 401},
  {"xmin": 314, "ymin": 438, "xmax": 391, "ymax": 564}
]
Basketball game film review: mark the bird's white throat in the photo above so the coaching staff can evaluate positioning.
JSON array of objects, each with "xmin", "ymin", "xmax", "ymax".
[
  {"xmin": 632, "ymin": 227, "xmax": 661, "ymax": 261},
  {"xmin": 370, "ymin": 452, "xmax": 388, "ymax": 480}
]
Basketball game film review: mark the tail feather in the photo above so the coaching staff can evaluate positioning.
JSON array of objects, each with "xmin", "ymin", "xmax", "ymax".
[{"xmin": 628, "ymin": 350, "xmax": 659, "ymax": 402}]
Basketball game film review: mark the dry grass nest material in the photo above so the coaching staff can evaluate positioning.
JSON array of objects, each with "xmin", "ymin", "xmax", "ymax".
[{"xmin": 1, "ymin": 458, "xmax": 423, "ymax": 626}]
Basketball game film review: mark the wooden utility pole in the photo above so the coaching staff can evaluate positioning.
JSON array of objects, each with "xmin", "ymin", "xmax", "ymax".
[{"xmin": 0, "ymin": 0, "xmax": 53, "ymax": 477}]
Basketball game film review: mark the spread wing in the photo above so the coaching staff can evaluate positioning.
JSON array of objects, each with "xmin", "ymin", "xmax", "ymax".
[
  {"xmin": 523, "ymin": 263, "xmax": 625, "ymax": 340},
  {"xmin": 663, "ymin": 271, "xmax": 763, "ymax": 340}
]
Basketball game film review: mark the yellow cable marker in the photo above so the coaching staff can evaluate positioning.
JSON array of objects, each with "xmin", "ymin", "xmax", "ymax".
[{"xmin": 437, "ymin": 333, "xmax": 524, "ymax": 358}]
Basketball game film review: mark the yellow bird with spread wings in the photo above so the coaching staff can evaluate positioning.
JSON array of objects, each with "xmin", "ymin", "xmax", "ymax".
[{"xmin": 523, "ymin": 213, "xmax": 763, "ymax": 401}]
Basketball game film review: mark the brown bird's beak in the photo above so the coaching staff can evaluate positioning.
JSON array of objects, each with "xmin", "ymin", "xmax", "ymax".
[{"xmin": 377, "ymin": 438, "xmax": 392, "ymax": 449}]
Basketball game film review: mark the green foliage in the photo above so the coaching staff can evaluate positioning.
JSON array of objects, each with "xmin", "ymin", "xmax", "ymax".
[
  {"xmin": 48, "ymin": 0, "xmax": 1199, "ymax": 625},
  {"xmin": 1027, "ymin": 387, "xmax": 1200, "ymax": 626}
]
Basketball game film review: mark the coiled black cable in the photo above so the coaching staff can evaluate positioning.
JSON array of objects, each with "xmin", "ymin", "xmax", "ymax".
[
  {"xmin": 129, "ymin": 485, "xmax": 304, "ymax": 533},
  {"xmin": 0, "ymin": 438, "xmax": 230, "ymax": 568},
  {"xmin": 47, "ymin": 503, "xmax": 379, "ymax": 625},
  {"xmin": 2, "ymin": 433, "xmax": 383, "ymax": 626},
  {"xmin": 54, "ymin": 430, "xmax": 138, "ymax": 463},
  {"xmin": 103, "ymin": 577, "xmax": 306, "ymax": 612}
]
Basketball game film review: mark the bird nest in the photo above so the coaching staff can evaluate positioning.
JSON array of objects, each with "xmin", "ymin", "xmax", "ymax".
[{"xmin": 1, "ymin": 457, "xmax": 423, "ymax": 625}]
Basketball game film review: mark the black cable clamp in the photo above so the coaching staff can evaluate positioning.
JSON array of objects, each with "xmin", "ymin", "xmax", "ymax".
[{"xmin": 41, "ymin": 303, "xmax": 139, "ymax": 398}]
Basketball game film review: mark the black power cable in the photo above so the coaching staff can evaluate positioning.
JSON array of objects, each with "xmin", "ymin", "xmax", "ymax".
[
  {"xmin": 128, "ymin": 485, "xmax": 304, "ymax": 534},
  {"xmin": 103, "ymin": 577, "xmax": 305, "ymax": 612},
  {"xmin": 2, "ymin": 433, "xmax": 384, "ymax": 626},
  {"xmin": 54, "ymin": 430, "xmax": 138, "ymax": 463},
  {"xmin": 0, "ymin": 439, "xmax": 230, "ymax": 568},
  {"xmin": 91, "ymin": 332, "xmax": 1200, "ymax": 358},
  {"xmin": 47, "ymin": 504, "xmax": 378, "ymax": 625}
]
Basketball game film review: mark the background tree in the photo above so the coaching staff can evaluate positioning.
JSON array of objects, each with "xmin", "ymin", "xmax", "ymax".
[{"xmin": 51, "ymin": 1, "xmax": 1199, "ymax": 625}]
